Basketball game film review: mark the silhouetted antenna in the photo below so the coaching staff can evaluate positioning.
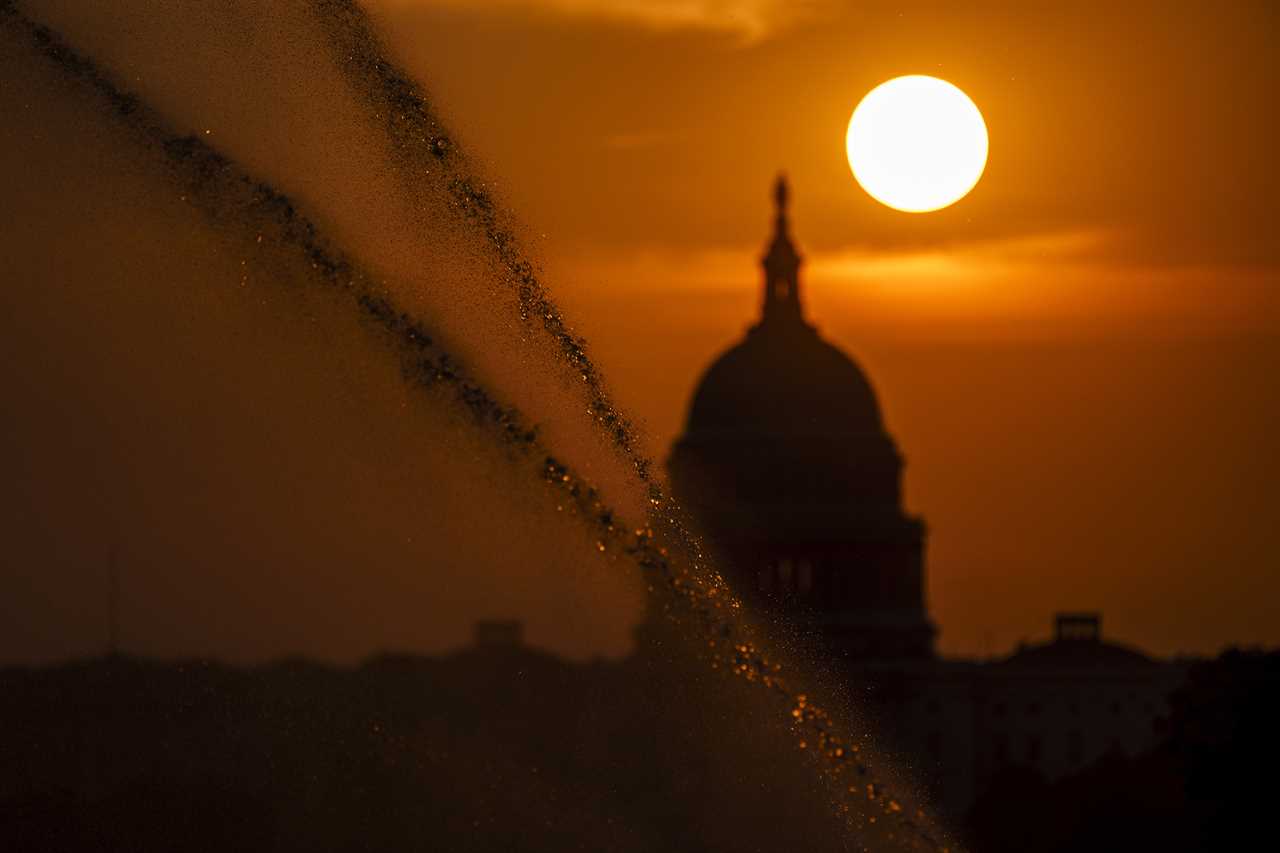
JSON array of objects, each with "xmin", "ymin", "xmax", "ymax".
[{"xmin": 107, "ymin": 547, "xmax": 119, "ymax": 657}]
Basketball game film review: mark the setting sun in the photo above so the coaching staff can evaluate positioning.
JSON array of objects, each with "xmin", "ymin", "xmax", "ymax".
[{"xmin": 846, "ymin": 75, "xmax": 988, "ymax": 213}]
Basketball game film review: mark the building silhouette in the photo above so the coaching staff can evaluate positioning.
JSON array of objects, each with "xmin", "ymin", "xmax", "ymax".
[
  {"xmin": 669, "ymin": 175, "xmax": 933, "ymax": 661},
  {"xmin": 666, "ymin": 175, "xmax": 1187, "ymax": 814}
]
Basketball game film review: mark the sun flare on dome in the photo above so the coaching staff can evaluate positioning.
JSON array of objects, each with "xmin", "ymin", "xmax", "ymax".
[{"xmin": 845, "ymin": 75, "xmax": 988, "ymax": 213}]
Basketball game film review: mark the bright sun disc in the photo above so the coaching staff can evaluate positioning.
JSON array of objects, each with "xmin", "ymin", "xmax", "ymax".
[{"xmin": 846, "ymin": 75, "xmax": 988, "ymax": 213}]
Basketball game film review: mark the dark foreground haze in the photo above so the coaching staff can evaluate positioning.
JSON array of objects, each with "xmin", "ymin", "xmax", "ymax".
[{"xmin": 3, "ymin": 646, "xmax": 1278, "ymax": 852}]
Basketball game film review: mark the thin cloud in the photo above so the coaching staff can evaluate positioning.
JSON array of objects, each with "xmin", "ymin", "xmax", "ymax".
[
  {"xmin": 809, "ymin": 229, "xmax": 1115, "ymax": 282},
  {"xmin": 378, "ymin": 0, "xmax": 837, "ymax": 42},
  {"xmin": 566, "ymin": 230, "xmax": 1114, "ymax": 294}
]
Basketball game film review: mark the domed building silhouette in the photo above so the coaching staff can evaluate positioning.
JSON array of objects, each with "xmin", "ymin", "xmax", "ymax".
[
  {"xmin": 661, "ymin": 176, "xmax": 1188, "ymax": 815},
  {"xmin": 669, "ymin": 174, "xmax": 935, "ymax": 660}
]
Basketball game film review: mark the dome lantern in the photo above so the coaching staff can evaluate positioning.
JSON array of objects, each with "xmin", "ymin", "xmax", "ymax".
[{"xmin": 761, "ymin": 172, "xmax": 804, "ymax": 326}]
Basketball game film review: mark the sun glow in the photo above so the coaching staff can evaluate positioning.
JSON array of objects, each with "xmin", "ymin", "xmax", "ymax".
[{"xmin": 845, "ymin": 75, "xmax": 988, "ymax": 213}]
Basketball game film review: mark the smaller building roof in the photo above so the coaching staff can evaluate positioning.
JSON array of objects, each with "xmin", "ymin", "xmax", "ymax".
[{"xmin": 1000, "ymin": 613, "xmax": 1156, "ymax": 670}]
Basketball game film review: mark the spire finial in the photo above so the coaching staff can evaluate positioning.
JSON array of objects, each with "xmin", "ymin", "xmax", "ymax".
[{"xmin": 774, "ymin": 172, "xmax": 789, "ymax": 214}]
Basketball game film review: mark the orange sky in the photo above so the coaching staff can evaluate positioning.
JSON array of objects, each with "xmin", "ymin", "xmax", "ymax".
[
  {"xmin": 1, "ymin": 1, "xmax": 1276, "ymax": 665},
  {"xmin": 370, "ymin": 0, "xmax": 1279, "ymax": 656}
]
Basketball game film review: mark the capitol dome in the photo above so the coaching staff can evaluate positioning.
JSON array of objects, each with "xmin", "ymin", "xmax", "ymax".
[
  {"xmin": 668, "ymin": 175, "xmax": 935, "ymax": 660},
  {"xmin": 672, "ymin": 175, "xmax": 906, "ymax": 516},
  {"xmin": 685, "ymin": 320, "xmax": 885, "ymax": 439}
]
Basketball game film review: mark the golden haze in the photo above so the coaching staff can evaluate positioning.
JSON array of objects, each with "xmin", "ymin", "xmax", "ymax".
[{"xmin": 370, "ymin": 0, "xmax": 1280, "ymax": 657}]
